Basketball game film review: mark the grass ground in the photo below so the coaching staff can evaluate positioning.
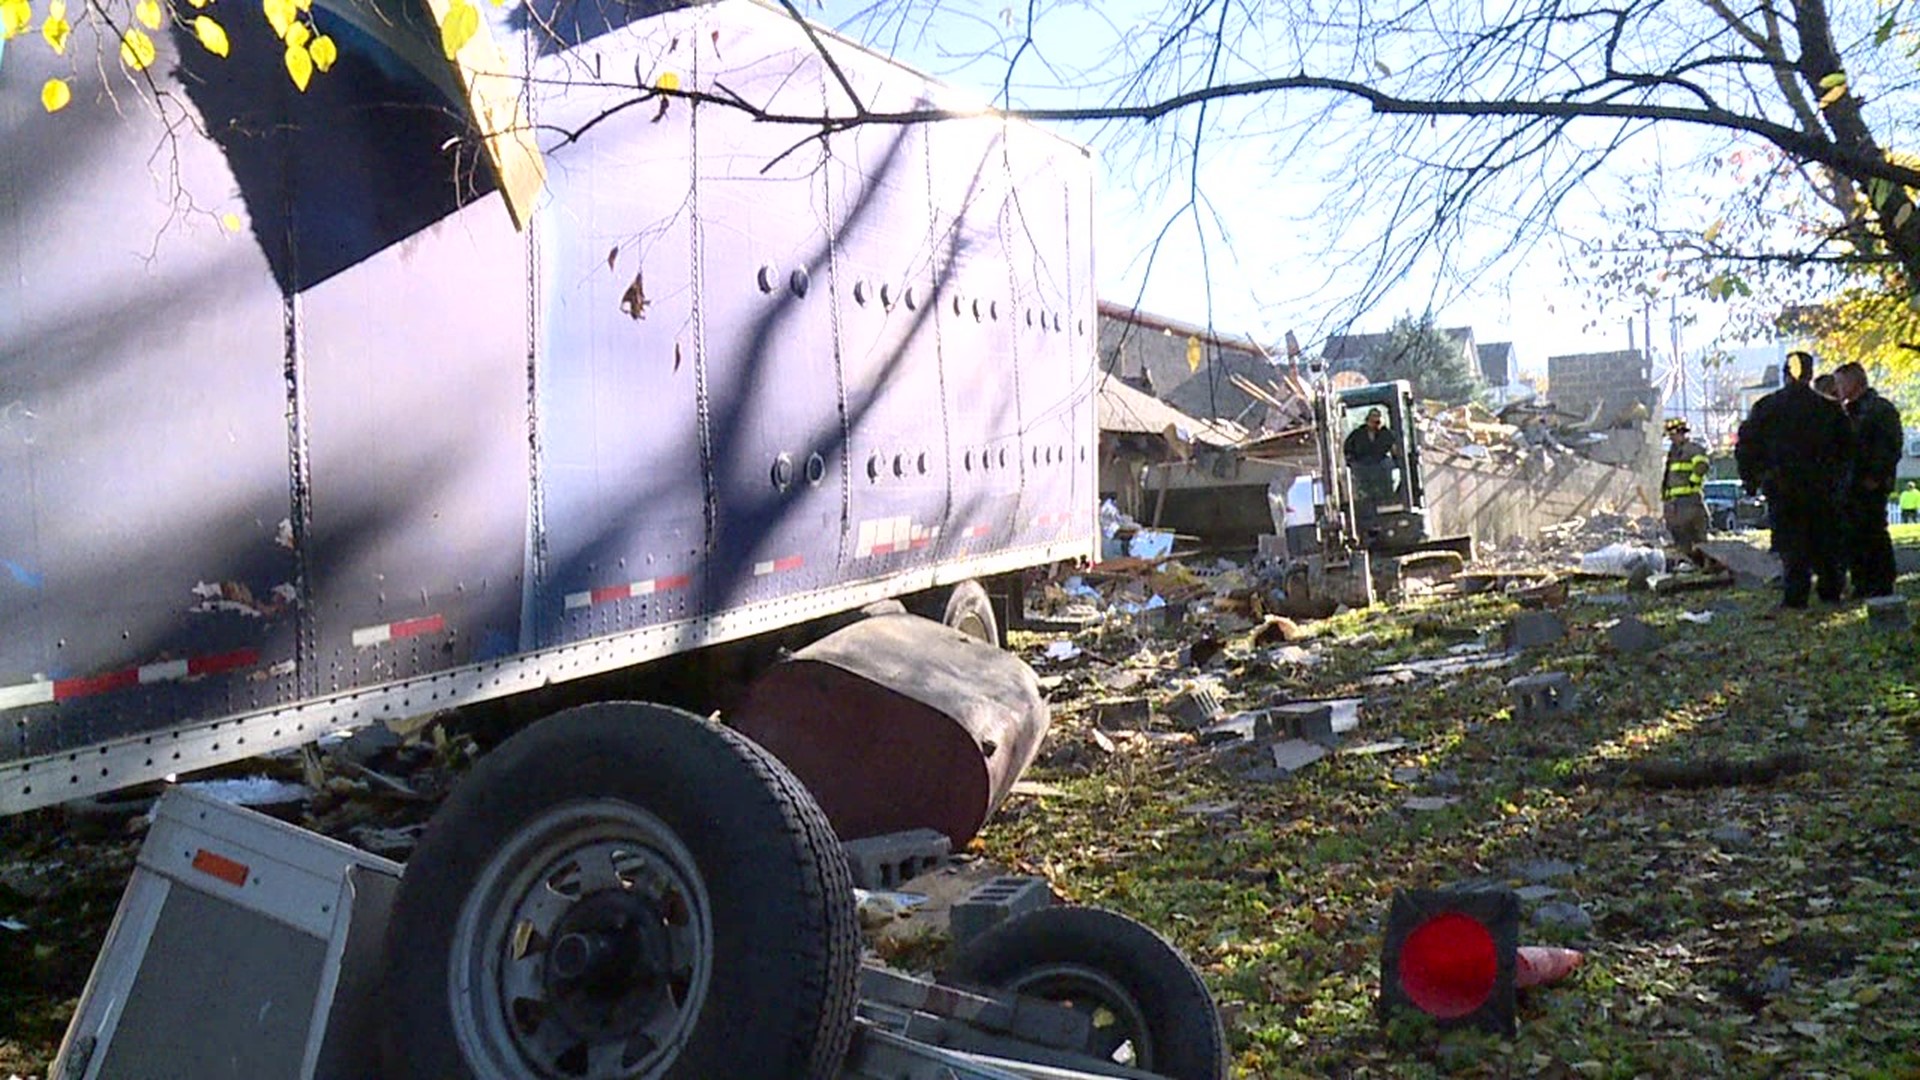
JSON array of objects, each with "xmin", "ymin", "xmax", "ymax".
[{"xmin": 985, "ymin": 565, "xmax": 1920, "ymax": 1078}]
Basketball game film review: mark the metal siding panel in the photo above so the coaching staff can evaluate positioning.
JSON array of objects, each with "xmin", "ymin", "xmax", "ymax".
[
  {"xmin": 1004, "ymin": 126, "xmax": 1082, "ymax": 549},
  {"xmin": 695, "ymin": 18, "xmax": 846, "ymax": 608},
  {"xmin": 929, "ymin": 120, "xmax": 1024, "ymax": 551},
  {"xmin": 0, "ymin": 26, "xmax": 295, "ymax": 761},
  {"xmin": 529, "ymin": 10, "xmax": 708, "ymax": 647},
  {"xmin": 300, "ymin": 197, "xmax": 529, "ymax": 695},
  {"xmin": 828, "ymin": 64, "xmax": 952, "ymax": 576}
]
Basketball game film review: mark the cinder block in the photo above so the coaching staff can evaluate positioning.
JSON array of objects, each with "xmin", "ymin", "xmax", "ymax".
[
  {"xmin": 843, "ymin": 828, "xmax": 952, "ymax": 890},
  {"xmin": 1505, "ymin": 671, "xmax": 1577, "ymax": 721},
  {"xmin": 951, "ymin": 876, "xmax": 1054, "ymax": 947},
  {"xmin": 1866, "ymin": 596, "xmax": 1909, "ymax": 630}
]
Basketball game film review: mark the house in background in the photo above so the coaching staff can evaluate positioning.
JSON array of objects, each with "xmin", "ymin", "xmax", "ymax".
[{"xmin": 1475, "ymin": 341, "xmax": 1527, "ymax": 405}]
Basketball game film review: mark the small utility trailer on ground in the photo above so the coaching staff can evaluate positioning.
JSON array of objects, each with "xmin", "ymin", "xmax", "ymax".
[{"xmin": 52, "ymin": 702, "xmax": 1228, "ymax": 1080}]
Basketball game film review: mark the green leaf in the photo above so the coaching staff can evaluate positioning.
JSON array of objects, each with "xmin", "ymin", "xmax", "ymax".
[
  {"xmin": 193, "ymin": 15, "xmax": 228, "ymax": 56},
  {"xmin": 1819, "ymin": 71, "xmax": 1847, "ymax": 90},
  {"xmin": 1874, "ymin": 11, "xmax": 1897, "ymax": 46},
  {"xmin": 440, "ymin": 0, "xmax": 479, "ymax": 59}
]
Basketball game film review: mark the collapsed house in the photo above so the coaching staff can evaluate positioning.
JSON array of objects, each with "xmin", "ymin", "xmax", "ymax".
[{"xmin": 1097, "ymin": 305, "xmax": 1666, "ymax": 550}]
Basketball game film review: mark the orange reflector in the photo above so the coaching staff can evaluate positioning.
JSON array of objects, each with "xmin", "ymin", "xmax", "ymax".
[{"xmin": 191, "ymin": 848, "xmax": 250, "ymax": 888}]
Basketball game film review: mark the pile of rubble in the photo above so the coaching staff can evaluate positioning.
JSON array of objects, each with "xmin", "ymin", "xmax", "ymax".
[
  {"xmin": 1421, "ymin": 398, "xmax": 1653, "ymax": 471},
  {"xmin": 1478, "ymin": 511, "xmax": 1669, "ymax": 572}
]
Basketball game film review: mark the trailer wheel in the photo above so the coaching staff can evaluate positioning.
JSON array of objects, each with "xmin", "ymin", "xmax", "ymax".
[
  {"xmin": 946, "ymin": 906, "xmax": 1228, "ymax": 1080},
  {"xmin": 943, "ymin": 579, "xmax": 1000, "ymax": 648},
  {"xmin": 379, "ymin": 703, "xmax": 858, "ymax": 1080}
]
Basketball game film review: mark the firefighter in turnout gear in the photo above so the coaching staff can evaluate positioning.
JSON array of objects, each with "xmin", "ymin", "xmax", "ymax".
[
  {"xmin": 1735, "ymin": 350, "xmax": 1851, "ymax": 609},
  {"xmin": 1661, "ymin": 418, "xmax": 1711, "ymax": 564}
]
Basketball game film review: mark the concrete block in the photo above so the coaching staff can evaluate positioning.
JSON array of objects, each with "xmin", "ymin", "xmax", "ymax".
[
  {"xmin": 1866, "ymin": 595, "xmax": 1909, "ymax": 630},
  {"xmin": 1198, "ymin": 711, "xmax": 1275, "ymax": 746},
  {"xmin": 1606, "ymin": 616, "xmax": 1660, "ymax": 654},
  {"xmin": 843, "ymin": 829, "xmax": 952, "ymax": 890},
  {"xmin": 1272, "ymin": 697, "xmax": 1362, "ymax": 744},
  {"xmin": 950, "ymin": 876, "xmax": 1053, "ymax": 947},
  {"xmin": 1269, "ymin": 739, "xmax": 1330, "ymax": 773},
  {"xmin": 1506, "ymin": 611, "xmax": 1567, "ymax": 651},
  {"xmin": 1164, "ymin": 684, "xmax": 1226, "ymax": 730},
  {"xmin": 1506, "ymin": 671, "xmax": 1577, "ymax": 721}
]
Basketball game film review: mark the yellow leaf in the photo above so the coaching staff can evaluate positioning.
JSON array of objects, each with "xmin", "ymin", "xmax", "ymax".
[
  {"xmin": 1703, "ymin": 218, "xmax": 1724, "ymax": 244},
  {"xmin": 119, "ymin": 27, "xmax": 156, "ymax": 70},
  {"xmin": 1819, "ymin": 84, "xmax": 1846, "ymax": 109},
  {"xmin": 294, "ymin": 0, "xmax": 310, "ymax": 8},
  {"xmin": 188, "ymin": 0, "xmax": 206, "ymax": 7},
  {"xmin": 221, "ymin": 212, "xmax": 243, "ymax": 232},
  {"xmin": 655, "ymin": 70, "xmax": 681, "ymax": 92},
  {"xmin": 284, "ymin": 41, "xmax": 312, "ymax": 90},
  {"xmin": 1, "ymin": 0, "xmax": 30, "ymax": 40},
  {"xmin": 41, "ymin": 13, "xmax": 69, "ymax": 53},
  {"xmin": 40, "ymin": 77, "xmax": 71, "ymax": 112},
  {"xmin": 439, "ymin": 0, "xmax": 478, "ymax": 59},
  {"xmin": 284, "ymin": 20, "xmax": 308, "ymax": 48},
  {"xmin": 193, "ymin": 15, "xmax": 227, "ymax": 56},
  {"xmin": 135, "ymin": 0, "xmax": 161, "ymax": 29},
  {"xmin": 262, "ymin": 0, "xmax": 294, "ymax": 38},
  {"xmin": 309, "ymin": 33, "xmax": 335, "ymax": 71}
]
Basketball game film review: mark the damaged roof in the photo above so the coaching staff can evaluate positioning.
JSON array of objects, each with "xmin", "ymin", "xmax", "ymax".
[{"xmin": 1098, "ymin": 374, "xmax": 1247, "ymax": 448}]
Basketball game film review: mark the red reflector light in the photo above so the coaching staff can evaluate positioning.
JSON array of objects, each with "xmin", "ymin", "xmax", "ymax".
[
  {"xmin": 1397, "ymin": 912, "xmax": 1498, "ymax": 1018},
  {"xmin": 191, "ymin": 848, "xmax": 251, "ymax": 888}
]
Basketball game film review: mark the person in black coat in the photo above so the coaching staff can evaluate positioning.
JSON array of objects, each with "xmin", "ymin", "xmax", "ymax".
[
  {"xmin": 1735, "ymin": 351, "xmax": 1851, "ymax": 609},
  {"xmin": 1833, "ymin": 362, "xmax": 1905, "ymax": 598}
]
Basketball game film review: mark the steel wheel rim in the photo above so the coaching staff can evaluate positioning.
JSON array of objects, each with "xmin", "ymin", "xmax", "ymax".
[
  {"xmin": 449, "ymin": 800, "xmax": 714, "ymax": 1080},
  {"xmin": 1005, "ymin": 962, "xmax": 1155, "ymax": 1068}
]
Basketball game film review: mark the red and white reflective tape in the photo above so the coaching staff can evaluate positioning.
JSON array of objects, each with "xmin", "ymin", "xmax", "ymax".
[
  {"xmin": 564, "ymin": 574, "xmax": 692, "ymax": 612},
  {"xmin": 752, "ymin": 555, "xmax": 805, "ymax": 577},
  {"xmin": 960, "ymin": 523, "xmax": 993, "ymax": 540},
  {"xmin": 856, "ymin": 517, "xmax": 940, "ymax": 557},
  {"xmin": 1032, "ymin": 511, "xmax": 1074, "ymax": 531},
  {"xmin": 0, "ymin": 648, "xmax": 261, "ymax": 713},
  {"xmin": 351, "ymin": 614, "xmax": 445, "ymax": 649}
]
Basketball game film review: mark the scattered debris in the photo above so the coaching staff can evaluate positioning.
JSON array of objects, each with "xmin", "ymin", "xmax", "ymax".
[
  {"xmin": 1866, "ymin": 595, "xmax": 1910, "ymax": 630},
  {"xmin": 1506, "ymin": 671, "xmax": 1577, "ymax": 720},
  {"xmin": 1532, "ymin": 901, "xmax": 1594, "ymax": 933},
  {"xmin": 1402, "ymin": 795, "xmax": 1462, "ymax": 812},
  {"xmin": 1604, "ymin": 616, "xmax": 1661, "ymax": 655},
  {"xmin": 1625, "ymin": 750, "xmax": 1811, "ymax": 790},
  {"xmin": 1270, "ymin": 740, "xmax": 1331, "ymax": 774},
  {"xmin": 1506, "ymin": 611, "xmax": 1567, "ymax": 651}
]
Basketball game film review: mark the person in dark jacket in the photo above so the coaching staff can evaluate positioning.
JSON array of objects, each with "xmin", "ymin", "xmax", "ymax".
[
  {"xmin": 1833, "ymin": 362, "xmax": 1905, "ymax": 598},
  {"xmin": 1735, "ymin": 351, "xmax": 1850, "ymax": 609},
  {"xmin": 1344, "ymin": 408, "xmax": 1399, "ymax": 512}
]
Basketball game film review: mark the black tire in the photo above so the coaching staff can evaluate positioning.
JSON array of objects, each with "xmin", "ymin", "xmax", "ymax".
[
  {"xmin": 943, "ymin": 579, "xmax": 1001, "ymax": 648},
  {"xmin": 945, "ymin": 906, "xmax": 1228, "ymax": 1080},
  {"xmin": 379, "ymin": 703, "xmax": 859, "ymax": 1080}
]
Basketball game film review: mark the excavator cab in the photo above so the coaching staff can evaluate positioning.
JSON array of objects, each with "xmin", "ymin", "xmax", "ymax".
[{"xmin": 1334, "ymin": 382, "xmax": 1436, "ymax": 553}]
